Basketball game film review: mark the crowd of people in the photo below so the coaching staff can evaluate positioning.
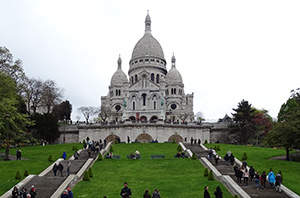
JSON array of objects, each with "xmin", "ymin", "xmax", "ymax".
[{"xmin": 11, "ymin": 185, "xmax": 36, "ymax": 198}]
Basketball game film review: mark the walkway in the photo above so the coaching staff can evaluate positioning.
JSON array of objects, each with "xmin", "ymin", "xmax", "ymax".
[
  {"xmin": 184, "ymin": 143, "xmax": 289, "ymax": 198},
  {"xmin": 1, "ymin": 149, "xmax": 99, "ymax": 198}
]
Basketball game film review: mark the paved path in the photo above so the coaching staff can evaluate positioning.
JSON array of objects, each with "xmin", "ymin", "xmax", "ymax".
[
  {"xmin": 21, "ymin": 150, "xmax": 98, "ymax": 198},
  {"xmin": 184, "ymin": 143, "xmax": 288, "ymax": 198}
]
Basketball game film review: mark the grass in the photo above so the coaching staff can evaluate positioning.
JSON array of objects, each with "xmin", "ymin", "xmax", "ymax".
[
  {"xmin": 73, "ymin": 143, "xmax": 232, "ymax": 198},
  {"xmin": 206, "ymin": 143, "xmax": 300, "ymax": 195},
  {"xmin": 0, "ymin": 143, "xmax": 82, "ymax": 195}
]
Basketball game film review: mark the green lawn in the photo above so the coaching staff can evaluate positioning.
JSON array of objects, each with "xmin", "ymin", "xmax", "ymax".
[
  {"xmin": 0, "ymin": 143, "xmax": 82, "ymax": 195},
  {"xmin": 206, "ymin": 143, "xmax": 300, "ymax": 195},
  {"xmin": 73, "ymin": 143, "xmax": 232, "ymax": 198}
]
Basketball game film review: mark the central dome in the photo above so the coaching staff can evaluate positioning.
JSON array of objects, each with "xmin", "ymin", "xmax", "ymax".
[
  {"xmin": 129, "ymin": 12, "xmax": 166, "ymax": 74},
  {"xmin": 131, "ymin": 34, "xmax": 165, "ymax": 60}
]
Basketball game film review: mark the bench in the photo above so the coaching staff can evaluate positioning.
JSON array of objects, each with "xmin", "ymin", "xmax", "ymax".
[
  {"xmin": 106, "ymin": 155, "xmax": 120, "ymax": 159},
  {"xmin": 151, "ymin": 155, "xmax": 165, "ymax": 159},
  {"xmin": 127, "ymin": 154, "xmax": 141, "ymax": 159}
]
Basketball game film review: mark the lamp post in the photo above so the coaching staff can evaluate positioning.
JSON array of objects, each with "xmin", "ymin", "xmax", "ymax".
[
  {"xmin": 4, "ymin": 114, "xmax": 10, "ymax": 161},
  {"xmin": 63, "ymin": 116, "xmax": 66, "ymax": 143}
]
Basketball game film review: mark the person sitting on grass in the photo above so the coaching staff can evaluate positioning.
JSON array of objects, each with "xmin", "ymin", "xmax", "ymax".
[
  {"xmin": 174, "ymin": 151, "xmax": 181, "ymax": 158},
  {"xmin": 180, "ymin": 151, "xmax": 186, "ymax": 158},
  {"xmin": 130, "ymin": 152, "xmax": 136, "ymax": 159}
]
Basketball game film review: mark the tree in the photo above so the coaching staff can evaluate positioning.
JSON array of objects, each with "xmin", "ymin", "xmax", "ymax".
[
  {"xmin": 267, "ymin": 98, "xmax": 300, "ymax": 160},
  {"xmin": 231, "ymin": 100, "xmax": 255, "ymax": 144},
  {"xmin": 195, "ymin": 111, "xmax": 205, "ymax": 123},
  {"xmin": 41, "ymin": 79, "xmax": 63, "ymax": 113},
  {"xmin": 53, "ymin": 100, "xmax": 72, "ymax": 121},
  {"xmin": 78, "ymin": 106, "xmax": 99, "ymax": 123},
  {"xmin": 0, "ymin": 46, "xmax": 26, "ymax": 89},
  {"xmin": 252, "ymin": 109, "xmax": 273, "ymax": 145},
  {"xmin": 31, "ymin": 113, "xmax": 60, "ymax": 143},
  {"xmin": 99, "ymin": 105, "xmax": 111, "ymax": 122}
]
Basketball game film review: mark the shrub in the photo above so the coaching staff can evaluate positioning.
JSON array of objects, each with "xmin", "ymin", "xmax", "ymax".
[
  {"xmin": 177, "ymin": 145, "xmax": 182, "ymax": 152},
  {"xmin": 83, "ymin": 139, "xmax": 86, "ymax": 144},
  {"xmin": 110, "ymin": 145, "xmax": 114, "ymax": 152},
  {"xmin": 114, "ymin": 139, "xmax": 118, "ymax": 144},
  {"xmin": 208, "ymin": 170, "xmax": 214, "ymax": 180},
  {"xmin": 233, "ymin": 195, "xmax": 239, "ymax": 198},
  {"xmin": 48, "ymin": 155, "xmax": 53, "ymax": 162},
  {"xmin": 15, "ymin": 171, "xmax": 21, "ymax": 179},
  {"xmin": 191, "ymin": 152, "xmax": 197, "ymax": 160},
  {"xmin": 216, "ymin": 145, "xmax": 220, "ymax": 151},
  {"xmin": 88, "ymin": 168, "xmax": 93, "ymax": 177},
  {"xmin": 97, "ymin": 154, "xmax": 103, "ymax": 161},
  {"xmin": 24, "ymin": 170, "xmax": 29, "ymax": 177},
  {"xmin": 203, "ymin": 168, "xmax": 208, "ymax": 177},
  {"xmin": 173, "ymin": 139, "xmax": 176, "ymax": 144},
  {"xmin": 204, "ymin": 140, "xmax": 208, "ymax": 144},
  {"xmin": 242, "ymin": 152, "xmax": 248, "ymax": 160},
  {"xmin": 83, "ymin": 171, "xmax": 90, "ymax": 181}
]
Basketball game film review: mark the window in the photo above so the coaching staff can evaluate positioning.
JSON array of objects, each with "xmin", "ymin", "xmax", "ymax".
[
  {"xmin": 151, "ymin": 73, "xmax": 154, "ymax": 81},
  {"xmin": 154, "ymin": 101, "xmax": 156, "ymax": 110},
  {"xmin": 174, "ymin": 88, "xmax": 176, "ymax": 94},
  {"xmin": 133, "ymin": 101, "xmax": 135, "ymax": 110},
  {"xmin": 171, "ymin": 104, "xmax": 177, "ymax": 110},
  {"xmin": 145, "ymin": 59, "xmax": 149, "ymax": 62},
  {"xmin": 156, "ymin": 74, "xmax": 159, "ymax": 83},
  {"xmin": 139, "ymin": 59, "xmax": 143, "ymax": 62},
  {"xmin": 166, "ymin": 89, "xmax": 169, "ymax": 95},
  {"xmin": 116, "ymin": 90, "xmax": 118, "ymax": 96},
  {"xmin": 142, "ymin": 94, "xmax": 147, "ymax": 106},
  {"xmin": 135, "ymin": 75, "xmax": 138, "ymax": 82},
  {"xmin": 131, "ymin": 77, "xmax": 134, "ymax": 84}
]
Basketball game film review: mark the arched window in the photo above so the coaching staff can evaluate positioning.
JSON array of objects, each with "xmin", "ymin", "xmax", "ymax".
[
  {"xmin": 174, "ymin": 88, "xmax": 176, "ymax": 94},
  {"xmin": 131, "ymin": 77, "xmax": 134, "ymax": 84},
  {"xmin": 154, "ymin": 101, "xmax": 156, "ymax": 110},
  {"xmin": 116, "ymin": 90, "xmax": 118, "ymax": 96},
  {"xmin": 156, "ymin": 74, "xmax": 159, "ymax": 83},
  {"xmin": 151, "ymin": 73, "xmax": 154, "ymax": 81},
  {"xmin": 119, "ymin": 90, "xmax": 121, "ymax": 96},
  {"xmin": 133, "ymin": 101, "xmax": 135, "ymax": 110},
  {"xmin": 142, "ymin": 75, "xmax": 147, "ymax": 88},
  {"xmin": 171, "ymin": 88, "xmax": 173, "ymax": 94},
  {"xmin": 142, "ymin": 94, "xmax": 147, "ymax": 106},
  {"xmin": 135, "ymin": 75, "xmax": 138, "ymax": 82}
]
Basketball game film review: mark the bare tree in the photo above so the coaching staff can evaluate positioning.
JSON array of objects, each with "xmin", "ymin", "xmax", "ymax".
[
  {"xmin": 41, "ymin": 79, "xmax": 63, "ymax": 113},
  {"xmin": 78, "ymin": 106, "xmax": 99, "ymax": 124},
  {"xmin": 99, "ymin": 105, "xmax": 111, "ymax": 122},
  {"xmin": 195, "ymin": 111, "xmax": 205, "ymax": 123}
]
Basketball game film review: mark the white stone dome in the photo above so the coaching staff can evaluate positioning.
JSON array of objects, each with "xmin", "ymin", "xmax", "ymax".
[
  {"xmin": 165, "ymin": 54, "xmax": 182, "ymax": 84},
  {"xmin": 111, "ymin": 56, "xmax": 128, "ymax": 85}
]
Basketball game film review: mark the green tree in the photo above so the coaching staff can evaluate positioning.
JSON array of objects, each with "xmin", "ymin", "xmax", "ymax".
[
  {"xmin": 267, "ymin": 98, "xmax": 300, "ymax": 160},
  {"xmin": 53, "ymin": 100, "xmax": 72, "ymax": 121},
  {"xmin": 252, "ymin": 109, "xmax": 273, "ymax": 145},
  {"xmin": 31, "ymin": 113, "xmax": 59, "ymax": 143},
  {"xmin": 231, "ymin": 100, "xmax": 255, "ymax": 144}
]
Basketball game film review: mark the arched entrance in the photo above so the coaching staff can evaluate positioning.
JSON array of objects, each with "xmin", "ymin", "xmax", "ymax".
[
  {"xmin": 136, "ymin": 133, "xmax": 153, "ymax": 143},
  {"xmin": 105, "ymin": 134, "xmax": 121, "ymax": 143},
  {"xmin": 140, "ymin": 116, "xmax": 147, "ymax": 121},
  {"xmin": 150, "ymin": 116, "xmax": 158, "ymax": 121},
  {"xmin": 168, "ymin": 134, "xmax": 183, "ymax": 143},
  {"xmin": 129, "ymin": 116, "xmax": 136, "ymax": 121}
]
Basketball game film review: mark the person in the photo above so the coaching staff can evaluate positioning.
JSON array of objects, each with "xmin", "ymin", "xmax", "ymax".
[
  {"xmin": 243, "ymin": 168, "xmax": 249, "ymax": 185},
  {"xmin": 58, "ymin": 162, "xmax": 64, "ymax": 176},
  {"xmin": 268, "ymin": 169, "xmax": 276, "ymax": 188},
  {"xmin": 180, "ymin": 151, "xmax": 186, "ymax": 158},
  {"xmin": 120, "ymin": 182, "xmax": 132, "ymax": 198},
  {"xmin": 29, "ymin": 185, "xmax": 36, "ymax": 198},
  {"xmin": 254, "ymin": 171, "xmax": 260, "ymax": 189},
  {"xmin": 143, "ymin": 189, "xmax": 151, "ymax": 198},
  {"xmin": 214, "ymin": 154, "xmax": 220, "ymax": 165},
  {"xmin": 74, "ymin": 151, "xmax": 79, "ymax": 160},
  {"xmin": 208, "ymin": 148, "xmax": 213, "ymax": 160},
  {"xmin": 109, "ymin": 152, "xmax": 114, "ymax": 159},
  {"xmin": 213, "ymin": 186, "xmax": 223, "ymax": 198},
  {"xmin": 204, "ymin": 186, "xmax": 210, "ymax": 198},
  {"xmin": 242, "ymin": 160, "xmax": 247, "ymax": 168},
  {"xmin": 61, "ymin": 189, "xmax": 68, "ymax": 198},
  {"xmin": 261, "ymin": 171, "xmax": 267, "ymax": 189},
  {"xmin": 16, "ymin": 149, "xmax": 22, "ymax": 160},
  {"xmin": 67, "ymin": 161, "xmax": 71, "ymax": 176},
  {"xmin": 135, "ymin": 150, "xmax": 140, "ymax": 159},
  {"xmin": 12, "ymin": 186, "xmax": 19, "ymax": 198},
  {"xmin": 152, "ymin": 189, "xmax": 161, "ymax": 198},
  {"xmin": 229, "ymin": 153, "xmax": 235, "ymax": 165},
  {"xmin": 175, "ymin": 151, "xmax": 181, "ymax": 158},
  {"xmin": 275, "ymin": 172, "xmax": 282, "ymax": 193},
  {"xmin": 130, "ymin": 152, "xmax": 136, "ymax": 159},
  {"xmin": 237, "ymin": 167, "xmax": 243, "ymax": 183},
  {"xmin": 20, "ymin": 187, "xmax": 28, "ymax": 198},
  {"xmin": 233, "ymin": 163, "xmax": 239, "ymax": 181},
  {"xmin": 67, "ymin": 187, "xmax": 74, "ymax": 198},
  {"xmin": 249, "ymin": 166, "xmax": 255, "ymax": 181},
  {"xmin": 53, "ymin": 163, "xmax": 58, "ymax": 176},
  {"xmin": 63, "ymin": 151, "xmax": 67, "ymax": 160}
]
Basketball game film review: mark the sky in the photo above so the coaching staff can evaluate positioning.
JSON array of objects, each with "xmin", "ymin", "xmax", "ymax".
[{"xmin": 1, "ymin": 1, "xmax": 300, "ymax": 122}]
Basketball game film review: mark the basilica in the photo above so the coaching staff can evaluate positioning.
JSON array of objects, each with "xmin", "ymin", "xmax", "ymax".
[{"xmin": 101, "ymin": 12, "xmax": 194, "ymax": 123}]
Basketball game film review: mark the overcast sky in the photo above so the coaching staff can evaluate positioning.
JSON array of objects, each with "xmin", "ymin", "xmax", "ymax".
[{"xmin": 1, "ymin": 1, "xmax": 300, "ymax": 122}]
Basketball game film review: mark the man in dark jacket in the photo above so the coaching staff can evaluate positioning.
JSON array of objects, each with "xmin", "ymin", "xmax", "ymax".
[
  {"xmin": 120, "ymin": 182, "xmax": 132, "ymax": 198},
  {"xmin": 58, "ymin": 162, "xmax": 64, "ymax": 176}
]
